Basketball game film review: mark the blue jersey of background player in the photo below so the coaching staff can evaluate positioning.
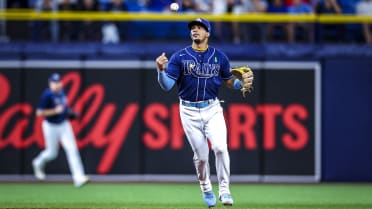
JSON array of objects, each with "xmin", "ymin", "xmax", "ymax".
[{"xmin": 38, "ymin": 76, "xmax": 68, "ymax": 124}]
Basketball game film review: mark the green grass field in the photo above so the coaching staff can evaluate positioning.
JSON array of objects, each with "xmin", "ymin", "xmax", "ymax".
[{"xmin": 0, "ymin": 183, "xmax": 372, "ymax": 209}]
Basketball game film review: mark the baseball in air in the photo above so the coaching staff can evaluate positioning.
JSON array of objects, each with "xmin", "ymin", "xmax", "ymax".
[{"xmin": 170, "ymin": 2, "xmax": 179, "ymax": 12}]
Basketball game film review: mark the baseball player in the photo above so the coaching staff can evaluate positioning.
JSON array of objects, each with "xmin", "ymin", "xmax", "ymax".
[
  {"xmin": 155, "ymin": 18, "xmax": 253, "ymax": 207},
  {"xmin": 32, "ymin": 73, "xmax": 89, "ymax": 187}
]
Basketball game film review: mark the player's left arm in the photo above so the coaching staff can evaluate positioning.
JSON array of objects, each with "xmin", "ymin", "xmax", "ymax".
[
  {"xmin": 219, "ymin": 53, "xmax": 243, "ymax": 90},
  {"xmin": 223, "ymin": 77, "xmax": 242, "ymax": 90}
]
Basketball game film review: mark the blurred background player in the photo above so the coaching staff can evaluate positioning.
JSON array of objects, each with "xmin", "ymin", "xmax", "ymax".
[
  {"xmin": 155, "ymin": 18, "xmax": 253, "ymax": 207},
  {"xmin": 32, "ymin": 73, "xmax": 89, "ymax": 187}
]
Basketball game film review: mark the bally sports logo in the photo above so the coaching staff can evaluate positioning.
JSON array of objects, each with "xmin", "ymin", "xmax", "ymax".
[{"xmin": 0, "ymin": 71, "xmax": 310, "ymax": 174}]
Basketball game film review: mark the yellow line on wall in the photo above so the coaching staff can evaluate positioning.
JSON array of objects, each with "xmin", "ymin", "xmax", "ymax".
[{"xmin": 0, "ymin": 11, "xmax": 372, "ymax": 23}]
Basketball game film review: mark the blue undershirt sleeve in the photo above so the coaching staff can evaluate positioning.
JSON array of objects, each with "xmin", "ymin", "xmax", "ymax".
[
  {"xmin": 157, "ymin": 69, "xmax": 176, "ymax": 91},
  {"xmin": 233, "ymin": 79, "xmax": 243, "ymax": 90}
]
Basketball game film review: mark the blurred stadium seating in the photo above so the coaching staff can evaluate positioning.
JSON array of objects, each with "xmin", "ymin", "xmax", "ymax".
[{"xmin": 1, "ymin": 0, "xmax": 371, "ymax": 44}]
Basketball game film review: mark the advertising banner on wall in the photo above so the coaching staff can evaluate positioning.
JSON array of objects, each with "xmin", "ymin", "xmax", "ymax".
[{"xmin": 0, "ymin": 61, "xmax": 320, "ymax": 182}]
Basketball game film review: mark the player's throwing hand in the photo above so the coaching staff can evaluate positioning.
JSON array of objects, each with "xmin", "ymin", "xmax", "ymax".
[{"xmin": 156, "ymin": 52, "xmax": 168, "ymax": 71}]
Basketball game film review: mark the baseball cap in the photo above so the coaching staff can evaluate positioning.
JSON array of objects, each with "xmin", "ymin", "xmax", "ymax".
[
  {"xmin": 48, "ymin": 73, "xmax": 61, "ymax": 82},
  {"xmin": 188, "ymin": 18, "xmax": 211, "ymax": 33}
]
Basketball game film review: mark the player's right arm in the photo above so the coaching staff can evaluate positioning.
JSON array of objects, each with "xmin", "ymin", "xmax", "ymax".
[
  {"xmin": 36, "ymin": 105, "xmax": 64, "ymax": 117},
  {"xmin": 36, "ymin": 91, "xmax": 64, "ymax": 117},
  {"xmin": 156, "ymin": 52, "xmax": 176, "ymax": 91}
]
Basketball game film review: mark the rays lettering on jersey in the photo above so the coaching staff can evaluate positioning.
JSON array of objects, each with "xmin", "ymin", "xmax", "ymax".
[{"xmin": 182, "ymin": 60, "xmax": 220, "ymax": 78}]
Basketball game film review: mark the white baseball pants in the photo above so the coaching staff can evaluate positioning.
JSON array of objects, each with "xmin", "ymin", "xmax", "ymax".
[
  {"xmin": 33, "ymin": 120, "xmax": 86, "ymax": 183},
  {"xmin": 180, "ymin": 99, "xmax": 231, "ymax": 196}
]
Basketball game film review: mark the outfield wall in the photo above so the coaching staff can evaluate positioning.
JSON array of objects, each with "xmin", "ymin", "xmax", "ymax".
[
  {"xmin": 321, "ymin": 58, "xmax": 372, "ymax": 182},
  {"xmin": 0, "ymin": 60, "xmax": 320, "ymax": 182},
  {"xmin": 0, "ymin": 44, "xmax": 372, "ymax": 182}
]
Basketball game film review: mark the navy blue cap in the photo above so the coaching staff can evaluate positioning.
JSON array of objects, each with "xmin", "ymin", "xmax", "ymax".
[
  {"xmin": 48, "ymin": 73, "xmax": 61, "ymax": 82},
  {"xmin": 188, "ymin": 18, "xmax": 211, "ymax": 33}
]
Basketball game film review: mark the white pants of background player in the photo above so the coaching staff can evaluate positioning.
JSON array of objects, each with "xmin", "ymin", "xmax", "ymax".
[
  {"xmin": 180, "ymin": 99, "xmax": 231, "ymax": 197},
  {"xmin": 33, "ymin": 120, "xmax": 86, "ymax": 184}
]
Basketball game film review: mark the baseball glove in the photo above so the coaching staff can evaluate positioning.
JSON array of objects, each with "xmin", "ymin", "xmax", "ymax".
[
  {"xmin": 230, "ymin": 65, "xmax": 254, "ymax": 97},
  {"xmin": 67, "ymin": 108, "xmax": 79, "ymax": 120}
]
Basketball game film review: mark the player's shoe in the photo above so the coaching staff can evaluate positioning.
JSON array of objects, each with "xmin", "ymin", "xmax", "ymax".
[
  {"xmin": 219, "ymin": 193, "xmax": 234, "ymax": 206},
  {"xmin": 202, "ymin": 191, "xmax": 216, "ymax": 208},
  {"xmin": 32, "ymin": 160, "xmax": 45, "ymax": 180},
  {"xmin": 74, "ymin": 175, "xmax": 90, "ymax": 188}
]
